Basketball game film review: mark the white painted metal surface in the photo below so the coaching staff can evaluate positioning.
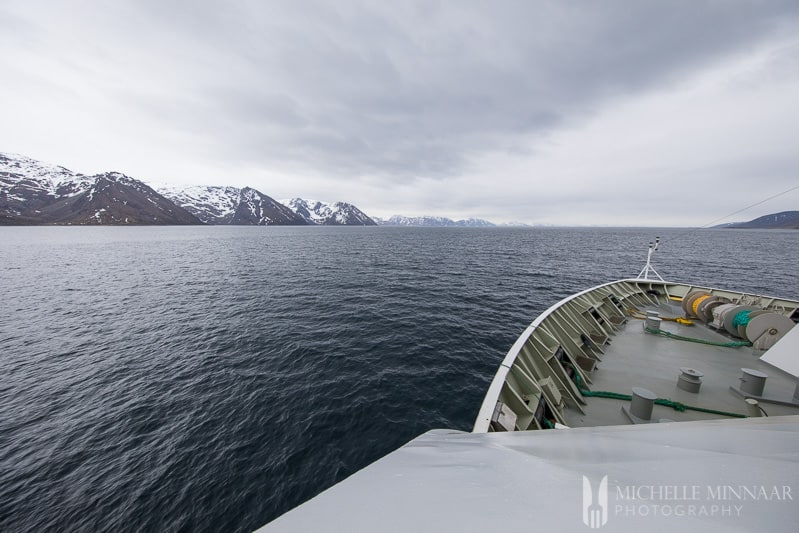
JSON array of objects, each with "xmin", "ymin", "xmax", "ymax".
[
  {"xmin": 259, "ymin": 417, "xmax": 799, "ymax": 532},
  {"xmin": 761, "ymin": 322, "xmax": 799, "ymax": 378}
]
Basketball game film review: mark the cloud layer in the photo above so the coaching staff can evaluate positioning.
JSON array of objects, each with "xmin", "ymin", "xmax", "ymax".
[{"xmin": 2, "ymin": 0, "xmax": 799, "ymax": 224}]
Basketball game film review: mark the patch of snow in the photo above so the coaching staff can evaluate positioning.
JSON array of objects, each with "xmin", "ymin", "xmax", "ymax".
[
  {"xmin": 282, "ymin": 198, "xmax": 337, "ymax": 224},
  {"xmin": 159, "ymin": 185, "xmax": 240, "ymax": 219},
  {"xmin": 0, "ymin": 151, "xmax": 76, "ymax": 194}
]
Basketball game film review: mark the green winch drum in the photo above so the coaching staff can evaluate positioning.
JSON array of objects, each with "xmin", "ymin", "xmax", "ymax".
[
  {"xmin": 736, "ymin": 309, "xmax": 767, "ymax": 338},
  {"xmin": 723, "ymin": 305, "xmax": 758, "ymax": 337}
]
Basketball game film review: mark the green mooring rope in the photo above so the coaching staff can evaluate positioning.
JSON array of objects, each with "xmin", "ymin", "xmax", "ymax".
[
  {"xmin": 571, "ymin": 370, "xmax": 746, "ymax": 419},
  {"xmin": 644, "ymin": 327, "xmax": 752, "ymax": 348},
  {"xmin": 732, "ymin": 310, "xmax": 753, "ymax": 329}
]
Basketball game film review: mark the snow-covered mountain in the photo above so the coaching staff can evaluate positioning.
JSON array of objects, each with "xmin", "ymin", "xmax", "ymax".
[
  {"xmin": 0, "ymin": 152, "xmax": 200, "ymax": 225},
  {"xmin": 157, "ymin": 185, "xmax": 241, "ymax": 224},
  {"xmin": 375, "ymin": 215, "xmax": 496, "ymax": 227},
  {"xmin": 158, "ymin": 185, "xmax": 307, "ymax": 225},
  {"xmin": 231, "ymin": 188, "xmax": 307, "ymax": 225},
  {"xmin": 281, "ymin": 198, "xmax": 377, "ymax": 226},
  {"xmin": 4, "ymin": 151, "xmax": 507, "ymax": 227}
]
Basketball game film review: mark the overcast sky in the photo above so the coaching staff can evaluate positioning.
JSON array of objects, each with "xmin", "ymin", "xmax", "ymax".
[{"xmin": 2, "ymin": 1, "xmax": 798, "ymax": 225}]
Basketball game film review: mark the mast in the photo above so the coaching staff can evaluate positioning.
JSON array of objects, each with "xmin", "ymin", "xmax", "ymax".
[{"xmin": 636, "ymin": 236, "xmax": 664, "ymax": 281}]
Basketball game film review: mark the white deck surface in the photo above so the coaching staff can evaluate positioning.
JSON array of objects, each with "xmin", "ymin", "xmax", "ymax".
[{"xmin": 260, "ymin": 416, "xmax": 799, "ymax": 532}]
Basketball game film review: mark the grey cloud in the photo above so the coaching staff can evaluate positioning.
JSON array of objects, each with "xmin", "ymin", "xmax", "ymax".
[{"xmin": 127, "ymin": 0, "xmax": 798, "ymax": 181}]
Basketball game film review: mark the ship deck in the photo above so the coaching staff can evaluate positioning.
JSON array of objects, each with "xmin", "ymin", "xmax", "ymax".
[
  {"xmin": 474, "ymin": 279, "xmax": 799, "ymax": 433},
  {"xmin": 565, "ymin": 299, "xmax": 799, "ymax": 427}
]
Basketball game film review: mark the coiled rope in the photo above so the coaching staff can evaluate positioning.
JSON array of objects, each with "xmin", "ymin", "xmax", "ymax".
[
  {"xmin": 692, "ymin": 294, "xmax": 712, "ymax": 316},
  {"xmin": 732, "ymin": 310, "xmax": 753, "ymax": 329}
]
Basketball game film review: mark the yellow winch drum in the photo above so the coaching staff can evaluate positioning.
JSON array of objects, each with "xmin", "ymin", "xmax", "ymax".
[{"xmin": 682, "ymin": 291, "xmax": 711, "ymax": 318}]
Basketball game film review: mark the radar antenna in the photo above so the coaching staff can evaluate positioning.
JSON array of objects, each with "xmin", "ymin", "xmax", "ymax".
[{"xmin": 636, "ymin": 237, "xmax": 664, "ymax": 281}]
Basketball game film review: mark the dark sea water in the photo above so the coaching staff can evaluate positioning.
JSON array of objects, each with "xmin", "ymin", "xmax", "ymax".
[{"xmin": 1, "ymin": 226, "xmax": 797, "ymax": 532}]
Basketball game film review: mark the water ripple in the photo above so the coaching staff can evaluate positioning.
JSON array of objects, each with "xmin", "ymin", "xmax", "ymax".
[{"xmin": 0, "ymin": 226, "xmax": 797, "ymax": 532}]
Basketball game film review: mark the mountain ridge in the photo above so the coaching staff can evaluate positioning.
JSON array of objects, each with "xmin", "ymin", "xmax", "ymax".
[
  {"xmin": 158, "ymin": 185, "xmax": 307, "ymax": 226},
  {"xmin": 281, "ymin": 198, "xmax": 376, "ymax": 226},
  {"xmin": 1, "ymin": 152, "xmax": 375, "ymax": 226},
  {"xmin": 716, "ymin": 211, "xmax": 799, "ymax": 229},
  {"xmin": 374, "ymin": 215, "xmax": 497, "ymax": 227},
  {"xmin": 0, "ymin": 153, "xmax": 201, "ymax": 225}
]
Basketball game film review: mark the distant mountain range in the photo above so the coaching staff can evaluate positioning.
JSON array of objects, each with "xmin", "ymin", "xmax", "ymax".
[
  {"xmin": 374, "ymin": 215, "xmax": 497, "ymax": 227},
  {"xmin": 1, "ymin": 151, "xmax": 530, "ymax": 227},
  {"xmin": 7, "ymin": 152, "xmax": 792, "ymax": 229},
  {"xmin": 0, "ymin": 152, "xmax": 376, "ymax": 226},
  {"xmin": 715, "ymin": 211, "xmax": 799, "ymax": 229}
]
